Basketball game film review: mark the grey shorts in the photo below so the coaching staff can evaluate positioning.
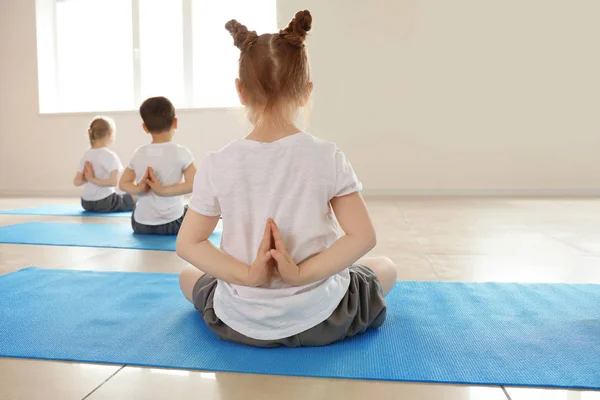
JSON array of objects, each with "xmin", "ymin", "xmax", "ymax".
[
  {"xmin": 81, "ymin": 193, "xmax": 135, "ymax": 213},
  {"xmin": 131, "ymin": 206, "xmax": 188, "ymax": 235},
  {"xmin": 192, "ymin": 264, "xmax": 387, "ymax": 348}
]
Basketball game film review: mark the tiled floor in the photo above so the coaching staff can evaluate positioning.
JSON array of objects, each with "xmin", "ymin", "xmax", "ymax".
[{"xmin": 0, "ymin": 196, "xmax": 599, "ymax": 399}]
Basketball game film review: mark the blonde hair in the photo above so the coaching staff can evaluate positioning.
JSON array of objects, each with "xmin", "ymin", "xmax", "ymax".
[
  {"xmin": 88, "ymin": 116, "xmax": 115, "ymax": 145},
  {"xmin": 225, "ymin": 10, "xmax": 312, "ymax": 126}
]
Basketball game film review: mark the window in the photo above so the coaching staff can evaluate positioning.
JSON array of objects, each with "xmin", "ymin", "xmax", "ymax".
[{"xmin": 35, "ymin": 0, "xmax": 276, "ymax": 113}]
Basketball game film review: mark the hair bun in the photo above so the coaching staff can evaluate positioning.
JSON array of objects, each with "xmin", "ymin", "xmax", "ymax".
[
  {"xmin": 225, "ymin": 19, "xmax": 258, "ymax": 52},
  {"xmin": 280, "ymin": 10, "xmax": 312, "ymax": 48}
]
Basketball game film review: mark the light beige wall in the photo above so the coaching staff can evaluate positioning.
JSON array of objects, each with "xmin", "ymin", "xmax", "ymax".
[{"xmin": 1, "ymin": 0, "xmax": 599, "ymax": 195}]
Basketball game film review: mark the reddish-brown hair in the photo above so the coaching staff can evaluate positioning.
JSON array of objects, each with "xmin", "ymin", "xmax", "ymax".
[{"xmin": 225, "ymin": 10, "xmax": 312, "ymax": 125}]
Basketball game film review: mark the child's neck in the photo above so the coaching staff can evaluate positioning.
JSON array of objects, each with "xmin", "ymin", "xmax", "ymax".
[
  {"xmin": 151, "ymin": 131, "xmax": 173, "ymax": 144},
  {"xmin": 91, "ymin": 141, "xmax": 109, "ymax": 149},
  {"xmin": 247, "ymin": 121, "xmax": 301, "ymax": 143}
]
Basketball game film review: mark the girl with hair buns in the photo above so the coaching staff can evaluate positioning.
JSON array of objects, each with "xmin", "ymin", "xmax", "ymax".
[
  {"xmin": 177, "ymin": 10, "xmax": 397, "ymax": 347},
  {"xmin": 73, "ymin": 117, "xmax": 135, "ymax": 212}
]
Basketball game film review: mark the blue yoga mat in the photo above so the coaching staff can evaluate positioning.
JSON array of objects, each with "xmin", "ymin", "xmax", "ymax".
[
  {"xmin": 0, "ymin": 268, "xmax": 598, "ymax": 388},
  {"xmin": 0, "ymin": 222, "xmax": 221, "ymax": 251},
  {"xmin": 0, "ymin": 205, "xmax": 131, "ymax": 218}
]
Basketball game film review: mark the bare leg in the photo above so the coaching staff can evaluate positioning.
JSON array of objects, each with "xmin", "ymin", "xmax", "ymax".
[
  {"xmin": 356, "ymin": 256, "xmax": 398, "ymax": 296},
  {"xmin": 179, "ymin": 268, "xmax": 205, "ymax": 303}
]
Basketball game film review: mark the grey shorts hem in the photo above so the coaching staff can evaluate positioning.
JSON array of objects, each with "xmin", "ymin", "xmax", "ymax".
[
  {"xmin": 192, "ymin": 265, "xmax": 387, "ymax": 348},
  {"xmin": 131, "ymin": 206, "xmax": 188, "ymax": 235},
  {"xmin": 81, "ymin": 193, "xmax": 135, "ymax": 213}
]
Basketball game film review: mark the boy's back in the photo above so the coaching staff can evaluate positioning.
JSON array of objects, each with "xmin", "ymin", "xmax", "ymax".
[{"xmin": 129, "ymin": 142, "xmax": 193, "ymax": 225}]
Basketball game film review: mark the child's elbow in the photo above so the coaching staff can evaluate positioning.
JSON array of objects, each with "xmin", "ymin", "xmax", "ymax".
[
  {"xmin": 175, "ymin": 236, "xmax": 189, "ymax": 259},
  {"xmin": 348, "ymin": 228, "xmax": 377, "ymax": 252},
  {"xmin": 175, "ymin": 239, "xmax": 185, "ymax": 258},
  {"xmin": 365, "ymin": 229, "xmax": 377, "ymax": 251}
]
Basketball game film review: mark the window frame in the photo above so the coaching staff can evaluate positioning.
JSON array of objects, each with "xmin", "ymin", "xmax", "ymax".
[{"xmin": 36, "ymin": 0, "xmax": 244, "ymax": 115}]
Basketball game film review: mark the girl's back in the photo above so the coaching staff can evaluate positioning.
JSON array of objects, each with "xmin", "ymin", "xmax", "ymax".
[
  {"xmin": 79, "ymin": 147, "xmax": 122, "ymax": 201},
  {"xmin": 190, "ymin": 132, "xmax": 361, "ymax": 339},
  {"xmin": 74, "ymin": 117, "xmax": 134, "ymax": 213}
]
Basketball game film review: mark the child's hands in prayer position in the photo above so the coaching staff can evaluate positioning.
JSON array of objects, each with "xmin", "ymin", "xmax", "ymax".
[
  {"xmin": 136, "ymin": 167, "xmax": 152, "ymax": 194},
  {"xmin": 146, "ymin": 167, "xmax": 167, "ymax": 196},
  {"xmin": 247, "ymin": 220, "xmax": 275, "ymax": 287},
  {"xmin": 83, "ymin": 161, "xmax": 95, "ymax": 183},
  {"xmin": 269, "ymin": 219, "xmax": 301, "ymax": 285}
]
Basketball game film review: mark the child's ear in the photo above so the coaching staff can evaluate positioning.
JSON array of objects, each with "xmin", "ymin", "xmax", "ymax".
[
  {"xmin": 172, "ymin": 117, "xmax": 178, "ymax": 130},
  {"xmin": 299, "ymin": 82, "xmax": 313, "ymax": 106},
  {"xmin": 142, "ymin": 123, "xmax": 150, "ymax": 134}
]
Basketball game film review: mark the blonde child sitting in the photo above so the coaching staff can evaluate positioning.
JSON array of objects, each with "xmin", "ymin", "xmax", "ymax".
[{"xmin": 74, "ymin": 117, "xmax": 134, "ymax": 213}]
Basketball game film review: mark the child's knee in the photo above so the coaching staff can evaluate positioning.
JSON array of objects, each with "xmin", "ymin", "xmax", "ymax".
[
  {"xmin": 179, "ymin": 269, "xmax": 199, "ymax": 302},
  {"xmin": 179, "ymin": 269, "xmax": 196, "ymax": 287},
  {"xmin": 379, "ymin": 257, "xmax": 398, "ymax": 281},
  {"xmin": 178, "ymin": 270, "xmax": 187, "ymax": 287},
  {"xmin": 371, "ymin": 257, "xmax": 397, "ymax": 296}
]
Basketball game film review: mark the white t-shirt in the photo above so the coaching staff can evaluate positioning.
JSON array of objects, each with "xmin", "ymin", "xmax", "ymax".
[
  {"xmin": 78, "ymin": 148, "xmax": 124, "ymax": 201},
  {"xmin": 129, "ymin": 142, "xmax": 194, "ymax": 225},
  {"xmin": 190, "ymin": 132, "xmax": 362, "ymax": 340}
]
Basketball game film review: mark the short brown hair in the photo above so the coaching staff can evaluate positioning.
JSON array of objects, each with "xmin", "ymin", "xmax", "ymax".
[
  {"xmin": 225, "ymin": 10, "xmax": 312, "ymax": 125},
  {"xmin": 88, "ymin": 116, "xmax": 115, "ymax": 145},
  {"xmin": 139, "ymin": 96, "xmax": 175, "ymax": 133}
]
